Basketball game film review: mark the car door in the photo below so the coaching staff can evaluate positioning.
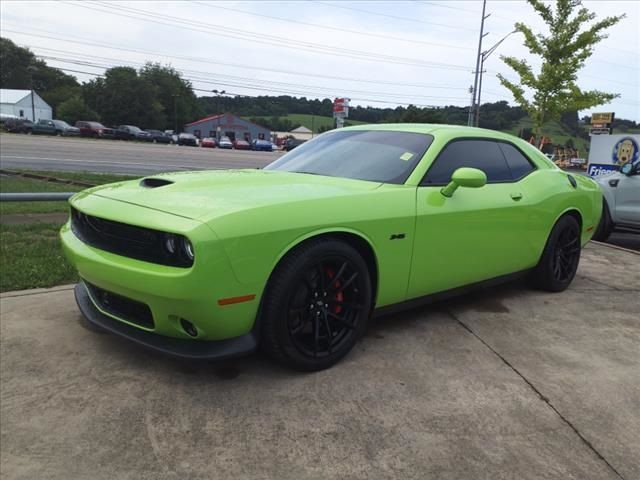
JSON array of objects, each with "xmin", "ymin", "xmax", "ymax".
[
  {"xmin": 407, "ymin": 139, "xmax": 537, "ymax": 299},
  {"xmin": 615, "ymin": 164, "xmax": 640, "ymax": 225}
]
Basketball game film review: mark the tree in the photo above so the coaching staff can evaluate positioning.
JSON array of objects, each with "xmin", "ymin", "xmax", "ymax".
[
  {"xmin": 498, "ymin": 0, "xmax": 624, "ymax": 140},
  {"xmin": 83, "ymin": 67, "xmax": 164, "ymax": 128},
  {"xmin": 0, "ymin": 37, "xmax": 80, "ymax": 116},
  {"xmin": 56, "ymin": 96, "xmax": 99, "ymax": 124}
]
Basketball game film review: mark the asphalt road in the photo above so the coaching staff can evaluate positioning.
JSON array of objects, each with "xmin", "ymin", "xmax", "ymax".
[
  {"xmin": 1, "ymin": 243, "xmax": 638, "ymax": 479},
  {"xmin": 0, "ymin": 133, "xmax": 281, "ymax": 175}
]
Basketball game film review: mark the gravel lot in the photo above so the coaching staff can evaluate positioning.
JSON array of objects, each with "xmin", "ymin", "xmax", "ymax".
[{"xmin": 1, "ymin": 243, "xmax": 638, "ymax": 480}]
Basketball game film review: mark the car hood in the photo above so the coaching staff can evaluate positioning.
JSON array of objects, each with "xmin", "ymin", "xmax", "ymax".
[{"xmin": 81, "ymin": 169, "xmax": 382, "ymax": 222}]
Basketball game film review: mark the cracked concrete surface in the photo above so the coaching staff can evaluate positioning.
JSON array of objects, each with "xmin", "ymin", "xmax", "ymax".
[{"xmin": 1, "ymin": 243, "xmax": 638, "ymax": 479}]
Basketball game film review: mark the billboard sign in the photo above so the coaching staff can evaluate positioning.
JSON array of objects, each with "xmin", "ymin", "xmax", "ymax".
[
  {"xmin": 590, "ymin": 112, "xmax": 614, "ymax": 124},
  {"xmin": 587, "ymin": 134, "xmax": 640, "ymax": 177}
]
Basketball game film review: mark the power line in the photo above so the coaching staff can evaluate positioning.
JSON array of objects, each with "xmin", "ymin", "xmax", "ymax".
[
  {"xmin": 3, "ymin": 27, "xmax": 477, "ymax": 89},
  {"xmin": 313, "ymin": 0, "xmax": 482, "ymax": 32},
  {"xmin": 63, "ymin": 1, "xmax": 473, "ymax": 72},
  {"xmin": 190, "ymin": 0, "xmax": 473, "ymax": 51}
]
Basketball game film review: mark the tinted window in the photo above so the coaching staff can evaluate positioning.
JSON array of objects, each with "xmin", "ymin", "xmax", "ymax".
[
  {"xmin": 499, "ymin": 143, "xmax": 535, "ymax": 179},
  {"xmin": 266, "ymin": 130, "xmax": 434, "ymax": 184},
  {"xmin": 422, "ymin": 140, "xmax": 512, "ymax": 185}
]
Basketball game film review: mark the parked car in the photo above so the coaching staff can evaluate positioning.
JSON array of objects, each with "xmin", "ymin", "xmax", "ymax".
[
  {"xmin": 75, "ymin": 121, "xmax": 115, "ymax": 139},
  {"xmin": 251, "ymin": 139, "xmax": 274, "ymax": 152},
  {"xmin": 233, "ymin": 139, "xmax": 250, "ymax": 150},
  {"xmin": 52, "ymin": 120, "xmax": 80, "ymax": 136},
  {"xmin": 63, "ymin": 124, "xmax": 602, "ymax": 371},
  {"xmin": 218, "ymin": 136, "xmax": 233, "ymax": 149},
  {"xmin": 115, "ymin": 125, "xmax": 152, "ymax": 141},
  {"xmin": 145, "ymin": 129, "xmax": 173, "ymax": 144},
  {"xmin": 28, "ymin": 119, "xmax": 59, "ymax": 135},
  {"xmin": 592, "ymin": 162, "xmax": 640, "ymax": 241},
  {"xmin": 284, "ymin": 137, "xmax": 307, "ymax": 151},
  {"xmin": 4, "ymin": 118, "xmax": 34, "ymax": 133},
  {"xmin": 177, "ymin": 133, "xmax": 198, "ymax": 146},
  {"xmin": 201, "ymin": 137, "xmax": 217, "ymax": 148},
  {"xmin": 0, "ymin": 113, "xmax": 19, "ymax": 125}
]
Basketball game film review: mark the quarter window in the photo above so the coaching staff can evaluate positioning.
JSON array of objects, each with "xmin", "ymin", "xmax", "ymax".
[
  {"xmin": 422, "ymin": 139, "xmax": 512, "ymax": 185},
  {"xmin": 498, "ymin": 143, "xmax": 535, "ymax": 180}
]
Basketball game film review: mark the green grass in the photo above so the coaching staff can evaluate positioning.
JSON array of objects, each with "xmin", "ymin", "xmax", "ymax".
[
  {"xmin": 0, "ymin": 223, "xmax": 78, "ymax": 292},
  {"xmin": 0, "ymin": 170, "xmax": 137, "ymax": 215}
]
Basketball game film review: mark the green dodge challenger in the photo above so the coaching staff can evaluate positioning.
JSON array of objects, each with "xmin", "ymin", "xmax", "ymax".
[{"xmin": 61, "ymin": 124, "xmax": 602, "ymax": 370}]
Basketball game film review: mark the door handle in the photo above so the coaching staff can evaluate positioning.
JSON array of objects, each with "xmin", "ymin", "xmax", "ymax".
[{"xmin": 510, "ymin": 192, "xmax": 523, "ymax": 201}]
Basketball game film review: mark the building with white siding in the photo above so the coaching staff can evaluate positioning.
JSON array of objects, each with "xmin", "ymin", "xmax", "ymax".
[{"xmin": 0, "ymin": 89, "xmax": 52, "ymax": 122}]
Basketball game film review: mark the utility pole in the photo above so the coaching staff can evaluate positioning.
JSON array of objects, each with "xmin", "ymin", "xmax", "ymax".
[
  {"xmin": 474, "ymin": 29, "xmax": 517, "ymax": 127},
  {"xmin": 212, "ymin": 89, "xmax": 226, "ymax": 139},
  {"xmin": 468, "ymin": 0, "xmax": 489, "ymax": 127},
  {"xmin": 172, "ymin": 94, "xmax": 180, "ymax": 133},
  {"xmin": 28, "ymin": 66, "xmax": 36, "ymax": 122}
]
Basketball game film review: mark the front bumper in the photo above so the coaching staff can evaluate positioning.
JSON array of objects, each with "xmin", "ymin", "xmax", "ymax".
[{"xmin": 75, "ymin": 283, "xmax": 257, "ymax": 360}]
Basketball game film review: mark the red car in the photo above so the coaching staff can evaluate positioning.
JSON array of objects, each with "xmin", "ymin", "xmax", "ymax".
[
  {"xmin": 201, "ymin": 137, "xmax": 217, "ymax": 148},
  {"xmin": 75, "ymin": 121, "xmax": 115, "ymax": 139},
  {"xmin": 233, "ymin": 139, "xmax": 250, "ymax": 150}
]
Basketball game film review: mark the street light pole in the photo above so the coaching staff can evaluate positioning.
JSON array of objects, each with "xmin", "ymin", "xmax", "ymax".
[
  {"xmin": 474, "ymin": 29, "xmax": 517, "ymax": 127},
  {"xmin": 468, "ymin": 0, "xmax": 489, "ymax": 127}
]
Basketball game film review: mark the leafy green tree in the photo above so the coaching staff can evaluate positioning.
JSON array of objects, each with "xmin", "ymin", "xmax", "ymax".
[
  {"xmin": 139, "ymin": 63, "xmax": 202, "ymax": 131},
  {"xmin": 83, "ymin": 67, "xmax": 164, "ymax": 128},
  {"xmin": 0, "ymin": 37, "xmax": 80, "ymax": 116},
  {"xmin": 56, "ymin": 96, "xmax": 99, "ymax": 124},
  {"xmin": 498, "ymin": 0, "xmax": 624, "ymax": 139}
]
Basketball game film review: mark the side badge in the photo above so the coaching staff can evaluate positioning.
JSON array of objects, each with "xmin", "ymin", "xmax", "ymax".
[{"xmin": 389, "ymin": 233, "xmax": 406, "ymax": 240}]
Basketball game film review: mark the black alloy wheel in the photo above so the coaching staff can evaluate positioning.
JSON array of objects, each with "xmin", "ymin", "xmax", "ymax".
[
  {"xmin": 551, "ymin": 225, "xmax": 580, "ymax": 283},
  {"xmin": 530, "ymin": 215, "xmax": 581, "ymax": 292},
  {"xmin": 261, "ymin": 239, "xmax": 372, "ymax": 371},
  {"xmin": 288, "ymin": 257, "xmax": 364, "ymax": 359}
]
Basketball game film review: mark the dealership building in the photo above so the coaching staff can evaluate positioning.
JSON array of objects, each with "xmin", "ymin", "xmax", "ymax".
[
  {"xmin": 0, "ymin": 89, "xmax": 52, "ymax": 122},
  {"xmin": 183, "ymin": 113, "xmax": 271, "ymax": 142}
]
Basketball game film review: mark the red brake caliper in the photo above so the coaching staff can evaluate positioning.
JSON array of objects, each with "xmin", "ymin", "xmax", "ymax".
[{"xmin": 325, "ymin": 268, "xmax": 343, "ymax": 314}]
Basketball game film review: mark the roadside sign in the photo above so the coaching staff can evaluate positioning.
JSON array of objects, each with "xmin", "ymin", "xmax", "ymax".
[
  {"xmin": 591, "ymin": 112, "xmax": 614, "ymax": 124},
  {"xmin": 590, "ymin": 127, "xmax": 612, "ymax": 135},
  {"xmin": 587, "ymin": 134, "xmax": 640, "ymax": 177}
]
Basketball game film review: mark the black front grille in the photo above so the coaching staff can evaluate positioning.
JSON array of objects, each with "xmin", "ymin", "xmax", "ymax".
[
  {"xmin": 70, "ymin": 207, "xmax": 192, "ymax": 267},
  {"xmin": 85, "ymin": 281, "xmax": 154, "ymax": 329}
]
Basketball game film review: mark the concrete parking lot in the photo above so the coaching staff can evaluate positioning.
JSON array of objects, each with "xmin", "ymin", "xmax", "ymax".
[
  {"xmin": 1, "ymin": 242, "xmax": 638, "ymax": 480},
  {"xmin": 0, "ymin": 133, "xmax": 281, "ymax": 175}
]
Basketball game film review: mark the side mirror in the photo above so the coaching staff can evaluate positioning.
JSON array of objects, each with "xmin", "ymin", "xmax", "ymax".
[
  {"xmin": 441, "ymin": 167, "xmax": 487, "ymax": 197},
  {"xmin": 620, "ymin": 162, "xmax": 638, "ymax": 176}
]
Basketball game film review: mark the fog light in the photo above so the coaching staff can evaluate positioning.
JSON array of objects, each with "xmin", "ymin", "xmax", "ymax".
[{"xmin": 180, "ymin": 318, "xmax": 198, "ymax": 337}]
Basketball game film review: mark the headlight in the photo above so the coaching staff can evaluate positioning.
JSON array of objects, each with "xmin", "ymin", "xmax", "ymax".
[
  {"xmin": 164, "ymin": 234, "xmax": 176, "ymax": 254},
  {"xmin": 182, "ymin": 237, "xmax": 194, "ymax": 261},
  {"xmin": 162, "ymin": 233, "xmax": 194, "ymax": 263}
]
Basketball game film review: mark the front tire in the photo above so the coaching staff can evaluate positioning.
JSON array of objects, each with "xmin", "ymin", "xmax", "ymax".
[
  {"xmin": 261, "ymin": 238, "xmax": 372, "ymax": 371},
  {"xmin": 530, "ymin": 215, "xmax": 581, "ymax": 292}
]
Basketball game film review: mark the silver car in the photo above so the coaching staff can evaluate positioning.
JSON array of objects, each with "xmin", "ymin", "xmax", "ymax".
[{"xmin": 593, "ymin": 162, "xmax": 640, "ymax": 241}]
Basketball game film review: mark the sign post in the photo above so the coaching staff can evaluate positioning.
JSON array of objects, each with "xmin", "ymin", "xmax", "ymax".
[{"xmin": 333, "ymin": 98, "xmax": 349, "ymax": 129}]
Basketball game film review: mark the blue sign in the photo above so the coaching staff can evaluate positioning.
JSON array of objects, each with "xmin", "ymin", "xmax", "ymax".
[{"xmin": 588, "ymin": 163, "xmax": 618, "ymax": 177}]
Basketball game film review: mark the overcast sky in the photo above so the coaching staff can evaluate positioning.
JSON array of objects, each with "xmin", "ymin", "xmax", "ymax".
[{"xmin": 1, "ymin": 0, "xmax": 638, "ymax": 119}]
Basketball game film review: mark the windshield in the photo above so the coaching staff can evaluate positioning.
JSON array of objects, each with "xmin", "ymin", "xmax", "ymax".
[
  {"xmin": 89, "ymin": 122, "xmax": 106, "ymax": 128},
  {"xmin": 265, "ymin": 130, "xmax": 433, "ymax": 184},
  {"xmin": 53, "ymin": 120, "xmax": 70, "ymax": 128},
  {"xmin": 127, "ymin": 126, "xmax": 141, "ymax": 133}
]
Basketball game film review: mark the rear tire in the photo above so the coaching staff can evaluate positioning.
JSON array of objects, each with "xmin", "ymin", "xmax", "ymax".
[
  {"xmin": 261, "ymin": 238, "xmax": 372, "ymax": 371},
  {"xmin": 592, "ymin": 200, "xmax": 613, "ymax": 242},
  {"xmin": 530, "ymin": 215, "xmax": 581, "ymax": 292}
]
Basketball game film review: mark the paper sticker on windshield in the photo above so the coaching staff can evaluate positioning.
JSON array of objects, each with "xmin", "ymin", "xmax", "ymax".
[{"xmin": 399, "ymin": 152, "xmax": 414, "ymax": 161}]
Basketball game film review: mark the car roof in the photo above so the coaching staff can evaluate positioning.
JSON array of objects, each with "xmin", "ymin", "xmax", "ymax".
[{"xmin": 342, "ymin": 123, "xmax": 522, "ymax": 141}]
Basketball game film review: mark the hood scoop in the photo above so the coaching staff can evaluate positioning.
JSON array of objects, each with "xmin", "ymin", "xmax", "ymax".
[{"xmin": 140, "ymin": 177, "xmax": 174, "ymax": 188}]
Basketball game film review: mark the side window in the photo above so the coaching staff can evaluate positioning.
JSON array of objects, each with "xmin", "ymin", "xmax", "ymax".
[
  {"xmin": 498, "ymin": 143, "xmax": 535, "ymax": 180},
  {"xmin": 422, "ymin": 140, "xmax": 512, "ymax": 185}
]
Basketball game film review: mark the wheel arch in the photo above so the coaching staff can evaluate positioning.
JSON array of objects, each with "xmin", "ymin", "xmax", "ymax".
[{"xmin": 265, "ymin": 228, "xmax": 380, "ymax": 306}]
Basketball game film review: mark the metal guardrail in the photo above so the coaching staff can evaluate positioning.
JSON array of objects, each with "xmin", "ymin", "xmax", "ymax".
[{"xmin": 0, "ymin": 193, "xmax": 74, "ymax": 202}]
